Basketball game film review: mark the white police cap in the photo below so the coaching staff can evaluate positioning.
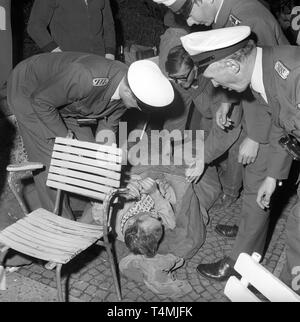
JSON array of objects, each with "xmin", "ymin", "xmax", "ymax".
[
  {"xmin": 128, "ymin": 60, "xmax": 174, "ymax": 108},
  {"xmin": 180, "ymin": 26, "xmax": 251, "ymax": 72},
  {"xmin": 153, "ymin": 0, "xmax": 193, "ymax": 19}
]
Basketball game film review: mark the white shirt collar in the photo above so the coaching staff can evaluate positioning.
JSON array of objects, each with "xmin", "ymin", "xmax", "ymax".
[
  {"xmin": 214, "ymin": 0, "xmax": 224, "ymax": 23},
  {"xmin": 250, "ymin": 47, "xmax": 268, "ymax": 103},
  {"xmin": 111, "ymin": 83, "xmax": 121, "ymax": 100}
]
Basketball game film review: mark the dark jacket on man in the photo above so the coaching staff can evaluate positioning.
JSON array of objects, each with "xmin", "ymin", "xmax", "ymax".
[{"xmin": 27, "ymin": 0, "xmax": 116, "ymax": 56}]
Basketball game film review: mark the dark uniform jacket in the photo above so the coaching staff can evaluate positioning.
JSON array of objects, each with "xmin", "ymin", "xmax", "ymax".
[
  {"xmin": 252, "ymin": 46, "xmax": 300, "ymax": 180},
  {"xmin": 27, "ymin": 0, "xmax": 116, "ymax": 56},
  {"xmin": 213, "ymin": 0, "xmax": 288, "ymax": 46},
  {"xmin": 204, "ymin": 0, "xmax": 290, "ymax": 164},
  {"xmin": 215, "ymin": 0, "xmax": 289, "ymax": 140},
  {"xmin": 7, "ymin": 52, "xmax": 127, "ymax": 139}
]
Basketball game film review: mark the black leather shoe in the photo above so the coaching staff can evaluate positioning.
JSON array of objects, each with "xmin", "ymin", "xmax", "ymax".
[
  {"xmin": 215, "ymin": 224, "xmax": 239, "ymax": 238},
  {"xmin": 214, "ymin": 194, "xmax": 238, "ymax": 210},
  {"xmin": 196, "ymin": 256, "xmax": 238, "ymax": 282}
]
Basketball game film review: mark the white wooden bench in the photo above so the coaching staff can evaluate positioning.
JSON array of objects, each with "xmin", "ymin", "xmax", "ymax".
[{"xmin": 224, "ymin": 252, "xmax": 300, "ymax": 302}]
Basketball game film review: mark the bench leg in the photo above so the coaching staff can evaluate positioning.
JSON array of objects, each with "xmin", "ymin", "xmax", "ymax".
[
  {"xmin": 55, "ymin": 264, "xmax": 63, "ymax": 302},
  {"xmin": 105, "ymin": 244, "xmax": 122, "ymax": 301}
]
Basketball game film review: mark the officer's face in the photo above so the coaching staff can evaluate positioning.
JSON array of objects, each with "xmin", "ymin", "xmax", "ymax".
[
  {"xmin": 203, "ymin": 61, "xmax": 250, "ymax": 92},
  {"xmin": 187, "ymin": 0, "xmax": 216, "ymax": 26}
]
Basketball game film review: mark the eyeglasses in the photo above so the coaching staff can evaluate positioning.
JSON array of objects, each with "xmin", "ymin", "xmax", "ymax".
[{"xmin": 168, "ymin": 67, "xmax": 194, "ymax": 84}]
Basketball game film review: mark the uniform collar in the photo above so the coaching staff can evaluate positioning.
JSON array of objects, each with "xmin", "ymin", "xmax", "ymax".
[
  {"xmin": 214, "ymin": 0, "xmax": 233, "ymax": 28},
  {"xmin": 214, "ymin": 0, "xmax": 224, "ymax": 24},
  {"xmin": 111, "ymin": 83, "xmax": 121, "ymax": 100},
  {"xmin": 251, "ymin": 47, "xmax": 268, "ymax": 104}
]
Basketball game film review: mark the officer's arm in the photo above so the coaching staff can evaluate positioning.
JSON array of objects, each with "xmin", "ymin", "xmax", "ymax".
[
  {"xmin": 242, "ymin": 98, "xmax": 271, "ymax": 143},
  {"xmin": 27, "ymin": 0, "xmax": 59, "ymax": 52},
  {"xmin": 267, "ymin": 122, "xmax": 293, "ymax": 180},
  {"xmin": 30, "ymin": 64, "xmax": 92, "ymax": 139},
  {"xmin": 204, "ymin": 103, "xmax": 243, "ymax": 164},
  {"xmin": 103, "ymin": 0, "xmax": 116, "ymax": 57}
]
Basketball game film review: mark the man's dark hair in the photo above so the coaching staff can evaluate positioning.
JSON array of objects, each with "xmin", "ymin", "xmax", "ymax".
[
  {"xmin": 124, "ymin": 216, "xmax": 164, "ymax": 258},
  {"xmin": 165, "ymin": 45, "xmax": 194, "ymax": 75}
]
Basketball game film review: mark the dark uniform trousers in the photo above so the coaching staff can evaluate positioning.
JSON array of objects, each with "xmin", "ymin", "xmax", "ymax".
[{"xmin": 229, "ymin": 143, "xmax": 271, "ymax": 260}]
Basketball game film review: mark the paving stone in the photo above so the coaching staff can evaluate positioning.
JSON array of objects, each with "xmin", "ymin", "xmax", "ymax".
[
  {"xmin": 99, "ymin": 282, "xmax": 111, "ymax": 290},
  {"xmin": 41, "ymin": 278, "xmax": 51, "ymax": 285},
  {"xmin": 72, "ymin": 281, "xmax": 89, "ymax": 291},
  {"xmin": 80, "ymin": 274, "xmax": 93, "ymax": 282},
  {"xmin": 80, "ymin": 294, "xmax": 92, "ymax": 302},
  {"xmin": 70, "ymin": 289, "xmax": 82, "ymax": 298},
  {"xmin": 30, "ymin": 273, "xmax": 42, "ymax": 280},
  {"xmin": 142, "ymin": 291, "xmax": 155, "ymax": 301},
  {"xmin": 20, "ymin": 270, "xmax": 32, "ymax": 277},
  {"xmin": 189, "ymin": 291, "xmax": 201, "ymax": 301},
  {"xmin": 126, "ymin": 292, "xmax": 139, "ymax": 301},
  {"xmin": 189, "ymin": 280, "xmax": 201, "ymax": 288},
  {"xmin": 207, "ymin": 286, "xmax": 218, "ymax": 294},
  {"xmin": 30, "ymin": 265, "xmax": 45, "ymax": 274},
  {"xmin": 85, "ymin": 285, "xmax": 98, "ymax": 295},
  {"xmin": 42, "ymin": 270, "xmax": 55, "ymax": 279},
  {"xmin": 88, "ymin": 268, "xmax": 99, "ymax": 277},
  {"xmin": 193, "ymin": 285, "xmax": 205, "ymax": 294},
  {"xmin": 49, "ymin": 280, "xmax": 57, "ymax": 288},
  {"xmin": 126, "ymin": 282, "xmax": 138, "ymax": 290}
]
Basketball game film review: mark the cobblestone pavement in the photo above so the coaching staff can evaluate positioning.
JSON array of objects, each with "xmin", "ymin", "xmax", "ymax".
[{"xmin": 0, "ymin": 185, "xmax": 297, "ymax": 302}]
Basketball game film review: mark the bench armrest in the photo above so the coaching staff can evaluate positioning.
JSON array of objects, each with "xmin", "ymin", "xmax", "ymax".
[{"xmin": 7, "ymin": 162, "xmax": 44, "ymax": 172}]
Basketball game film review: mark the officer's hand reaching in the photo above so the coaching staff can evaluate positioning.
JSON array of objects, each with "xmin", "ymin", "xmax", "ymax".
[
  {"xmin": 66, "ymin": 130, "xmax": 76, "ymax": 139},
  {"xmin": 185, "ymin": 159, "xmax": 205, "ymax": 183},
  {"xmin": 216, "ymin": 102, "xmax": 232, "ymax": 130},
  {"xmin": 256, "ymin": 177, "xmax": 277, "ymax": 209},
  {"xmin": 238, "ymin": 137, "xmax": 259, "ymax": 165}
]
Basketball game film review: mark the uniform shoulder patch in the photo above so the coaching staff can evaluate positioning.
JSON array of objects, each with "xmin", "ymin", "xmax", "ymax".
[
  {"xmin": 274, "ymin": 61, "xmax": 290, "ymax": 80},
  {"xmin": 229, "ymin": 14, "xmax": 241, "ymax": 26},
  {"xmin": 92, "ymin": 77, "xmax": 109, "ymax": 87}
]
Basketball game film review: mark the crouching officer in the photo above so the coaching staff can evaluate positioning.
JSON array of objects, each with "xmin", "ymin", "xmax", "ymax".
[
  {"xmin": 180, "ymin": 25, "xmax": 300, "ymax": 293},
  {"xmin": 7, "ymin": 52, "xmax": 174, "ymax": 220}
]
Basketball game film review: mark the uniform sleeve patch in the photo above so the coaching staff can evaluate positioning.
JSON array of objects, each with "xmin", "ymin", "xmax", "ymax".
[
  {"xmin": 274, "ymin": 61, "xmax": 290, "ymax": 80},
  {"xmin": 229, "ymin": 14, "xmax": 241, "ymax": 26},
  {"xmin": 93, "ymin": 78, "xmax": 109, "ymax": 86}
]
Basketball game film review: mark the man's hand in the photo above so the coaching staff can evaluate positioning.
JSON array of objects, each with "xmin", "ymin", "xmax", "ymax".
[
  {"xmin": 126, "ymin": 181, "xmax": 141, "ymax": 200},
  {"xmin": 139, "ymin": 177, "xmax": 157, "ymax": 194},
  {"xmin": 256, "ymin": 177, "xmax": 277, "ymax": 209},
  {"xmin": 185, "ymin": 159, "xmax": 205, "ymax": 183},
  {"xmin": 126, "ymin": 178, "xmax": 156, "ymax": 200},
  {"xmin": 66, "ymin": 130, "xmax": 76, "ymax": 139},
  {"xmin": 105, "ymin": 53, "xmax": 115, "ymax": 60},
  {"xmin": 216, "ymin": 102, "xmax": 232, "ymax": 130},
  {"xmin": 238, "ymin": 137, "xmax": 259, "ymax": 165}
]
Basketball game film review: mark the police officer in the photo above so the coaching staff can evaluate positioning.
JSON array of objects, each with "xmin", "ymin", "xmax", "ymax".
[
  {"xmin": 154, "ymin": 0, "xmax": 289, "ymax": 239},
  {"xmin": 7, "ymin": 52, "xmax": 174, "ymax": 220},
  {"xmin": 180, "ymin": 26, "xmax": 300, "ymax": 292}
]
